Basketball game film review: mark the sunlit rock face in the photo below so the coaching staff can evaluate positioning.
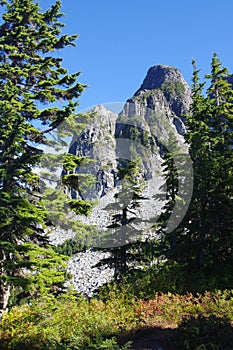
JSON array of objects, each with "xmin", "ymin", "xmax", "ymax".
[{"xmin": 68, "ymin": 104, "xmax": 118, "ymax": 200}]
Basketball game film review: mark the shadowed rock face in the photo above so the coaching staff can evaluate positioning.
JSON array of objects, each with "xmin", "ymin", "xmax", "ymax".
[
  {"xmin": 137, "ymin": 65, "xmax": 186, "ymax": 91},
  {"xmin": 116, "ymin": 65, "xmax": 191, "ymax": 181},
  {"xmin": 134, "ymin": 64, "xmax": 191, "ymax": 118},
  {"xmin": 227, "ymin": 74, "xmax": 233, "ymax": 88}
]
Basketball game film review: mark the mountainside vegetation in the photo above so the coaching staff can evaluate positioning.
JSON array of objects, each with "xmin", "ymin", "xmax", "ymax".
[{"xmin": 0, "ymin": 1, "xmax": 232, "ymax": 349}]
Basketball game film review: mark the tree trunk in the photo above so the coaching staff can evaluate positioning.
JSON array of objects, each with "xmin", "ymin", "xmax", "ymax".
[
  {"xmin": 0, "ymin": 282, "xmax": 10, "ymax": 317},
  {"xmin": 0, "ymin": 249, "xmax": 10, "ymax": 317}
]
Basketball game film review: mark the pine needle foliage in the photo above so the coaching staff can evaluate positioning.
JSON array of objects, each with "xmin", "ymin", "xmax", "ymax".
[{"xmin": 0, "ymin": 0, "xmax": 87, "ymax": 315}]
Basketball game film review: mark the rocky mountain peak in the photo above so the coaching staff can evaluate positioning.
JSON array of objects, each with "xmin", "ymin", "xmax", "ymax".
[
  {"xmin": 136, "ymin": 64, "xmax": 187, "ymax": 92},
  {"xmin": 132, "ymin": 64, "xmax": 191, "ymax": 119}
]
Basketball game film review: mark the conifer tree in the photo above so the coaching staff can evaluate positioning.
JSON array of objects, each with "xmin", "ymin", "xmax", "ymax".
[
  {"xmin": 0, "ymin": 0, "xmax": 87, "ymax": 315},
  {"xmin": 156, "ymin": 146, "xmax": 179, "ymax": 254},
  {"xmin": 204, "ymin": 54, "xmax": 233, "ymax": 279},
  {"xmin": 159, "ymin": 55, "xmax": 233, "ymax": 291},
  {"xmin": 96, "ymin": 160, "xmax": 148, "ymax": 281},
  {"xmin": 172, "ymin": 60, "xmax": 212, "ymax": 275}
]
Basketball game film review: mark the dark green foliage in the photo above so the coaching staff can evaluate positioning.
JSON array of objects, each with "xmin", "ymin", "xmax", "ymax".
[
  {"xmin": 156, "ymin": 138, "xmax": 179, "ymax": 235},
  {"xmin": 0, "ymin": 0, "xmax": 88, "ymax": 314},
  {"xmin": 161, "ymin": 81, "xmax": 185, "ymax": 96},
  {"xmin": 175, "ymin": 315, "xmax": 233, "ymax": 350},
  {"xmin": 54, "ymin": 226, "xmax": 98, "ymax": 256},
  {"xmin": 97, "ymin": 160, "xmax": 148, "ymax": 281},
  {"xmin": 156, "ymin": 55, "xmax": 233, "ymax": 292},
  {"xmin": 54, "ymin": 238, "xmax": 84, "ymax": 257}
]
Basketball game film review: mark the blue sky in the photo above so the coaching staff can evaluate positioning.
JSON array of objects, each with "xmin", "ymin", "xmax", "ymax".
[{"xmin": 13, "ymin": 1, "xmax": 233, "ymax": 111}]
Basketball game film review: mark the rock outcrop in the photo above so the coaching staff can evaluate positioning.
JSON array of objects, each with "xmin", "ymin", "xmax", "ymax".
[
  {"xmin": 68, "ymin": 104, "xmax": 118, "ymax": 200},
  {"xmin": 135, "ymin": 64, "xmax": 191, "ymax": 118}
]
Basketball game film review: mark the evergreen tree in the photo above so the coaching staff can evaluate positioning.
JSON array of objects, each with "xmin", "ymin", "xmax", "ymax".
[
  {"xmin": 0, "ymin": 0, "xmax": 86, "ymax": 315},
  {"xmin": 40, "ymin": 151, "xmax": 97, "ymax": 247},
  {"xmin": 159, "ymin": 55, "xmax": 233, "ymax": 291},
  {"xmin": 96, "ymin": 160, "xmax": 148, "ymax": 281},
  {"xmin": 204, "ymin": 54, "xmax": 233, "ymax": 280},
  {"xmin": 156, "ymin": 145, "xmax": 179, "ymax": 256},
  {"xmin": 171, "ymin": 60, "xmax": 212, "ymax": 276}
]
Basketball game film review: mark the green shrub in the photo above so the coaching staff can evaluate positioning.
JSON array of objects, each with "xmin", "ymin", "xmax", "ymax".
[
  {"xmin": 1, "ymin": 289, "xmax": 233, "ymax": 350},
  {"xmin": 175, "ymin": 315, "xmax": 233, "ymax": 350},
  {"xmin": 161, "ymin": 81, "xmax": 185, "ymax": 96},
  {"xmin": 53, "ymin": 237, "xmax": 85, "ymax": 256},
  {"xmin": 0, "ymin": 293, "xmax": 134, "ymax": 350}
]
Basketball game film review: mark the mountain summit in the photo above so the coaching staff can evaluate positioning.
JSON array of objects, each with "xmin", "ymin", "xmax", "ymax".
[
  {"xmin": 133, "ymin": 65, "xmax": 191, "ymax": 118},
  {"xmin": 137, "ymin": 65, "xmax": 188, "ymax": 91}
]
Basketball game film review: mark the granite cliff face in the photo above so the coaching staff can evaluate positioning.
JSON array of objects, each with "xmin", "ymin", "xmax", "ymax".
[
  {"xmin": 116, "ymin": 65, "xmax": 191, "ymax": 181},
  {"xmin": 135, "ymin": 64, "xmax": 191, "ymax": 118},
  {"xmin": 68, "ymin": 105, "xmax": 118, "ymax": 200}
]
